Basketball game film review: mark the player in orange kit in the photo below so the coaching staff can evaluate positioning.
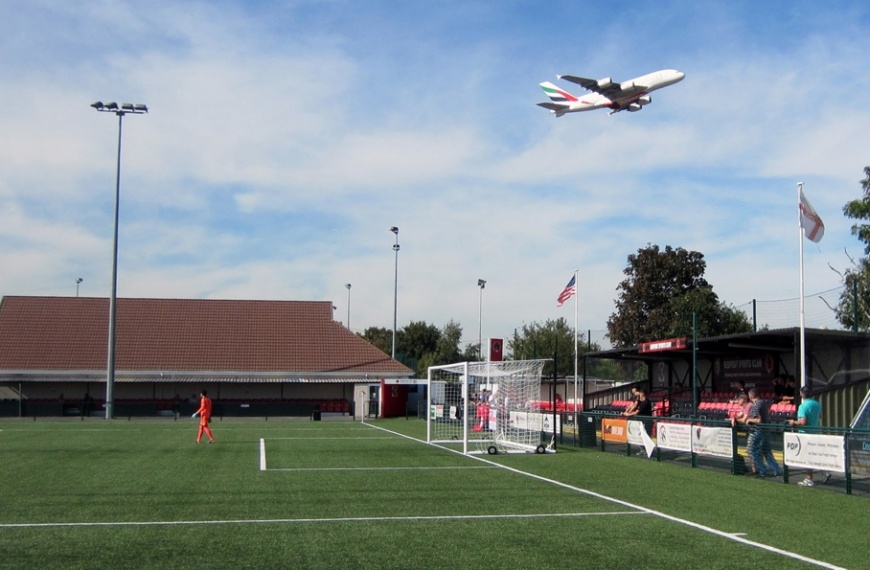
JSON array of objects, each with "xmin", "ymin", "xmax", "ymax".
[{"xmin": 192, "ymin": 390, "xmax": 215, "ymax": 444}]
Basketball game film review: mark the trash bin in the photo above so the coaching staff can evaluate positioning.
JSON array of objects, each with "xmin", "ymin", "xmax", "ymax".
[{"xmin": 578, "ymin": 414, "xmax": 597, "ymax": 447}]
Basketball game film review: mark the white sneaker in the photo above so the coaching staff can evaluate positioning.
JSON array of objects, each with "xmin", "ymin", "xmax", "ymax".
[{"xmin": 798, "ymin": 478, "xmax": 815, "ymax": 487}]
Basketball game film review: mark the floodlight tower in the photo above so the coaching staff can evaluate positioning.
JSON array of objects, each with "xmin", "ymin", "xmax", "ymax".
[
  {"xmin": 478, "ymin": 279, "xmax": 486, "ymax": 360},
  {"xmin": 345, "ymin": 283, "xmax": 352, "ymax": 329},
  {"xmin": 91, "ymin": 101, "xmax": 148, "ymax": 420},
  {"xmin": 390, "ymin": 227, "xmax": 399, "ymax": 359}
]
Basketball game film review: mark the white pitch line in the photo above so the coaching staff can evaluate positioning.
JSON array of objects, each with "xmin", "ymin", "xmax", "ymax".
[
  {"xmin": 259, "ymin": 438, "xmax": 266, "ymax": 471},
  {"xmin": 362, "ymin": 423, "xmax": 847, "ymax": 570},
  {"xmin": 0, "ymin": 511, "xmax": 645, "ymax": 529},
  {"xmin": 266, "ymin": 437, "xmax": 398, "ymax": 441},
  {"xmin": 267, "ymin": 466, "xmax": 494, "ymax": 472}
]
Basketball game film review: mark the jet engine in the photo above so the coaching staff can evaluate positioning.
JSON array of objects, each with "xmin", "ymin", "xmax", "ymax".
[
  {"xmin": 627, "ymin": 103, "xmax": 643, "ymax": 112},
  {"xmin": 597, "ymin": 77, "xmax": 613, "ymax": 89},
  {"xmin": 620, "ymin": 80, "xmax": 635, "ymax": 90},
  {"xmin": 637, "ymin": 95, "xmax": 652, "ymax": 105}
]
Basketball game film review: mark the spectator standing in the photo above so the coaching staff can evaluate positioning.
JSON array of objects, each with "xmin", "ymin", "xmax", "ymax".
[
  {"xmin": 781, "ymin": 376, "xmax": 797, "ymax": 403},
  {"xmin": 623, "ymin": 387, "xmax": 640, "ymax": 415},
  {"xmin": 731, "ymin": 392, "xmax": 755, "ymax": 474},
  {"xmin": 744, "ymin": 388, "xmax": 782, "ymax": 478},
  {"xmin": 772, "ymin": 375, "xmax": 786, "ymax": 403},
  {"xmin": 788, "ymin": 386, "xmax": 830, "ymax": 487},
  {"xmin": 624, "ymin": 389, "xmax": 653, "ymax": 456}
]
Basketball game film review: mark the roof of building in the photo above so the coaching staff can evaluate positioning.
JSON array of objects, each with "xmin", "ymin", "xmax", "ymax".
[{"xmin": 0, "ymin": 296, "xmax": 413, "ymax": 379}]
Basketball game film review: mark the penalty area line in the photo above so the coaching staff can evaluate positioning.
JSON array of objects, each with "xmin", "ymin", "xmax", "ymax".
[{"xmin": 267, "ymin": 466, "xmax": 494, "ymax": 472}]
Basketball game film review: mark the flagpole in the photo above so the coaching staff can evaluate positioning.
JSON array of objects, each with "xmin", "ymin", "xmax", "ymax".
[
  {"xmin": 798, "ymin": 182, "xmax": 807, "ymax": 389},
  {"xmin": 573, "ymin": 268, "xmax": 579, "ymax": 415}
]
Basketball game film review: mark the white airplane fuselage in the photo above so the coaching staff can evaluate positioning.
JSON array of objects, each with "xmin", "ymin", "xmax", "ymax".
[{"xmin": 539, "ymin": 69, "xmax": 685, "ymax": 116}]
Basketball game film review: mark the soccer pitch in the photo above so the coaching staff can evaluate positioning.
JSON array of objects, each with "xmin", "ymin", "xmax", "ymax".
[{"xmin": 0, "ymin": 418, "xmax": 861, "ymax": 570}]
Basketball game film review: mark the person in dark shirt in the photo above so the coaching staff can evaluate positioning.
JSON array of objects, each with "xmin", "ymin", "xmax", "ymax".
[
  {"xmin": 624, "ymin": 388, "xmax": 654, "ymax": 455},
  {"xmin": 781, "ymin": 375, "xmax": 796, "ymax": 403},
  {"xmin": 743, "ymin": 388, "xmax": 781, "ymax": 478}
]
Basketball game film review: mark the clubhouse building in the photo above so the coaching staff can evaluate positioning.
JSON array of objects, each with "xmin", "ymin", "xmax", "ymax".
[{"xmin": 0, "ymin": 296, "xmax": 414, "ymax": 418}]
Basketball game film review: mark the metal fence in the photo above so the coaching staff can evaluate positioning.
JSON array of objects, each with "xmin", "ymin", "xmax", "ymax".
[{"xmin": 561, "ymin": 411, "xmax": 870, "ymax": 496}]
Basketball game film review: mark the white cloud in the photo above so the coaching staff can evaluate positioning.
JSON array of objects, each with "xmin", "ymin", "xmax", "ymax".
[{"xmin": 0, "ymin": 0, "xmax": 868, "ymax": 350}]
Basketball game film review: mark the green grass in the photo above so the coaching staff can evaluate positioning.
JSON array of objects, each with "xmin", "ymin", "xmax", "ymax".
[{"xmin": 0, "ymin": 417, "xmax": 863, "ymax": 569}]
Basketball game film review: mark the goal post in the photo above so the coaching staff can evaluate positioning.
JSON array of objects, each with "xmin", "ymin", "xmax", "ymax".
[{"xmin": 426, "ymin": 359, "xmax": 551, "ymax": 455}]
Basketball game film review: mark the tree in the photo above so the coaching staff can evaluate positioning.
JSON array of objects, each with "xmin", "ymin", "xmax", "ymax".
[
  {"xmin": 364, "ymin": 320, "xmax": 472, "ymax": 377},
  {"xmin": 507, "ymin": 318, "xmax": 602, "ymax": 377},
  {"xmin": 842, "ymin": 166, "xmax": 870, "ymax": 253},
  {"xmin": 836, "ymin": 166, "xmax": 870, "ymax": 331},
  {"xmin": 360, "ymin": 326, "xmax": 392, "ymax": 355},
  {"xmin": 832, "ymin": 256, "xmax": 870, "ymax": 331},
  {"xmin": 606, "ymin": 244, "xmax": 752, "ymax": 348},
  {"xmin": 418, "ymin": 320, "xmax": 469, "ymax": 374},
  {"xmin": 397, "ymin": 321, "xmax": 440, "ymax": 362}
]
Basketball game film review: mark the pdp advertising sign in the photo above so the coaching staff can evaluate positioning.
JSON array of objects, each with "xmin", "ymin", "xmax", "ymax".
[{"xmin": 783, "ymin": 432, "xmax": 846, "ymax": 473}]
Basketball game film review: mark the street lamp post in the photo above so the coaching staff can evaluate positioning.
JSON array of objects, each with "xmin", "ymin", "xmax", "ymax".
[
  {"xmin": 477, "ymin": 279, "xmax": 486, "ymax": 360},
  {"xmin": 345, "ymin": 283, "xmax": 352, "ymax": 330},
  {"xmin": 92, "ymin": 101, "xmax": 148, "ymax": 420},
  {"xmin": 76, "ymin": 277, "xmax": 83, "ymax": 297},
  {"xmin": 390, "ymin": 226, "xmax": 399, "ymax": 359}
]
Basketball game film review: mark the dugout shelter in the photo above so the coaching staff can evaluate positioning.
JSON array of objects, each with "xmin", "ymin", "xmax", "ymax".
[{"xmin": 584, "ymin": 327, "xmax": 870, "ymax": 427}]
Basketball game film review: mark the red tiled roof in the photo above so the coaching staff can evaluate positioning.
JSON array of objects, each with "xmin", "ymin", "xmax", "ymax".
[{"xmin": 0, "ymin": 296, "xmax": 413, "ymax": 376}]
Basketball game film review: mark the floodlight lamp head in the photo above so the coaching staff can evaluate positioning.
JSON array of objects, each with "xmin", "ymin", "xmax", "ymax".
[
  {"xmin": 90, "ymin": 101, "xmax": 104, "ymax": 110},
  {"xmin": 121, "ymin": 103, "xmax": 134, "ymax": 111},
  {"xmin": 345, "ymin": 283, "xmax": 351, "ymax": 289},
  {"xmin": 478, "ymin": 279, "xmax": 486, "ymax": 288},
  {"xmin": 133, "ymin": 104, "xmax": 148, "ymax": 112},
  {"xmin": 104, "ymin": 102, "xmax": 118, "ymax": 110},
  {"xmin": 390, "ymin": 226, "xmax": 399, "ymax": 234}
]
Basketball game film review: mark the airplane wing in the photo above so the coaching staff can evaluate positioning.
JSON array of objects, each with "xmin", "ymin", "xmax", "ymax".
[{"xmin": 558, "ymin": 74, "xmax": 624, "ymax": 98}]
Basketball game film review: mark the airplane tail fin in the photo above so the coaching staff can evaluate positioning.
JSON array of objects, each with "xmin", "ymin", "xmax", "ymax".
[{"xmin": 539, "ymin": 81, "xmax": 578, "ymax": 103}]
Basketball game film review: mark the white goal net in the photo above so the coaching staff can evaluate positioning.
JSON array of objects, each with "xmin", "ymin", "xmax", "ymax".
[{"xmin": 426, "ymin": 360, "xmax": 552, "ymax": 454}]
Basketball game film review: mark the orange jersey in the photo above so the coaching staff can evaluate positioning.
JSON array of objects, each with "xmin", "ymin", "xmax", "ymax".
[{"xmin": 196, "ymin": 396, "xmax": 213, "ymax": 420}]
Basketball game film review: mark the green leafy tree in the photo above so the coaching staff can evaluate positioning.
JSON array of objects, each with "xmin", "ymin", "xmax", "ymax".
[
  {"xmin": 418, "ymin": 320, "xmax": 468, "ymax": 374},
  {"xmin": 837, "ymin": 166, "xmax": 870, "ymax": 331},
  {"xmin": 366, "ymin": 320, "xmax": 473, "ymax": 377},
  {"xmin": 507, "ymin": 318, "xmax": 602, "ymax": 377},
  {"xmin": 833, "ymin": 257, "xmax": 870, "ymax": 331},
  {"xmin": 842, "ymin": 166, "xmax": 870, "ymax": 253},
  {"xmin": 397, "ymin": 321, "xmax": 440, "ymax": 361},
  {"xmin": 360, "ymin": 326, "xmax": 392, "ymax": 355},
  {"xmin": 607, "ymin": 244, "xmax": 751, "ymax": 348}
]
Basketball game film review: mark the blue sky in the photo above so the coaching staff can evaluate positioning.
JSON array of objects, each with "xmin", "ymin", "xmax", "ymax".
[{"xmin": 1, "ymin": 0, "xmax": 868, "ymax": 350}]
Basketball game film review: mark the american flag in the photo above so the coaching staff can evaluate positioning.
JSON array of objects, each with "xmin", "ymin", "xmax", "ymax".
[{"xmin": 556, "ymin": 275, "xmax": 576, "ymax": 307}]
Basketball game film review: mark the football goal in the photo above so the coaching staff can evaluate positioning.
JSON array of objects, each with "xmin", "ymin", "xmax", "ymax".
[{"xmin": 426, "ymin": 359, "xmax": 552, "ymax": 455}]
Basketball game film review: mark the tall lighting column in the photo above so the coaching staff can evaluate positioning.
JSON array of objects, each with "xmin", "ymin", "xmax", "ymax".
[
  {"xmin": 345, "ymin": 283, "xmax": 352, "ymax": 330},
  {"xmin": 390, "ymin": 226, "xmax": 399, "ymax": 359},
  {"xmin": 477, "ymin": 279, "xmax": 486, "ymax": 360},
  {"xmin": 91, "ymin": 101, "xmax": 148, "ymax": 420}
]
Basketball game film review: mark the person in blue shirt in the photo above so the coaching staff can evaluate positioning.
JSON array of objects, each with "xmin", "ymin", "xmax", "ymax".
[{"xmin": 788, "ymin": 386, "xmax": 830, "ymax": 487}]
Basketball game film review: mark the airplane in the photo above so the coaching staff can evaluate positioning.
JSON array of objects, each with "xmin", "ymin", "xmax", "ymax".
[{"xmin": 537, "ymin": 69, "xmax": 685, "ymax": 117}]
